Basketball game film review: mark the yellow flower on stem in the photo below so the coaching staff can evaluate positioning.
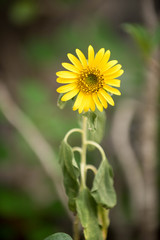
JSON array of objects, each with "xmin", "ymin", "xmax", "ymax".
[{"xmin": 56, "ymin": 45, "xmax": 124, "ymax": 113}]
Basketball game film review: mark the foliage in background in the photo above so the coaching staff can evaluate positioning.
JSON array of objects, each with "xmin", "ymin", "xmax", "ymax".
[{"xmin": 123, "ymin": 23, "xmax": 160, "ymax": 58}]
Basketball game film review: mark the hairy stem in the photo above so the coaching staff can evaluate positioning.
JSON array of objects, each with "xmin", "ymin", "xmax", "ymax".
[
  {"xmin": 80, "ymin": 116, "xmax": 87, "ymax": 188},
  {"xmin": 86, "ymin": 164, "xmax": 97, "ymax": 175},
  {"xmin": 73, "ymin": 215, "xmax": 80, "ymax": 240},
  {"xmin": 86, "ymin": 140, "xmax": 106, "ymax": 161},
  {"xmin": 98, "ymin": 206, "xmax": 110, "ymax": 240},
  {"xmin": 64, "ymin": 128, "xmax": 82, "ymax": 142}
]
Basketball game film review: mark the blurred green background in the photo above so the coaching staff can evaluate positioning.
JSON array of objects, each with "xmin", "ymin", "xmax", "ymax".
[{"xmin": 0, "ymin": 0, "xmax": 159, "ymax": 240}]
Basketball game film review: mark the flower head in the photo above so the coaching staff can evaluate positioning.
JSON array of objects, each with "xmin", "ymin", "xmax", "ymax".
[{"xmin": 56, "ymin": 45, "xmax": 124, "ymax": 113}]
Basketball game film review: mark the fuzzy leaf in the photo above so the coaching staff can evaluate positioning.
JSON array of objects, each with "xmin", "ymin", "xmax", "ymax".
[
  {"xmin": 57, "ymin": 93, "xmax": 67, "ymax": 109},
  {"xmin": 44, "ymin": 233, "xmax": 73, "ymax": 240},
  {"xmin": 59, "ymin": 141, "xmax": 80, "ymax": 212},
  {"xmin": 83, "ymin": 111, "xmax": 97, "ymax": 131},
  {"xmin": 76, "ymin": 188, "xmax": 103, "ymax": 240},
  {"xmin": 86, "ymin": 110, "xmax": 106, "ymax": 150},
  {"xmin": 91, "ymin": 159, "xmax": 117, "ymax": 209}
]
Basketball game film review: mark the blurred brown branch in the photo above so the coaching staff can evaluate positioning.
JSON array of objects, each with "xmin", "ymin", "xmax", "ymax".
[
  {"xmin": 111, "ymin": 99, "xmax": 145, "ymax": 222},
  {"xmin": 141, "ymin": 0, "xmax": 159, "ymax": 30},
  {"xmin": 0, "ymin": 163, "xmax": 55, "ymax": 205},
  {"xmin": 139, "ymin": 51, "xmax": 159, "ymax": 240},
  {"xmin": 0, "ymin": 80, "xmax": 71, "ymax": 218},
  {"xmin": 140, "ymin": 0, "xmax": 160, "ymax": 239}
]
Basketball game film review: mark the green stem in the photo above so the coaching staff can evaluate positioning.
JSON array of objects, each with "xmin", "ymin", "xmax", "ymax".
[
  {"xmin": 86, "ymin": 164, "xmax": 97, "ymax": 175},
  {"xmin": 86, "ymin": 140, "xmax": 106, "ymax": 161},
  {"xmin": 73, "ymin": 214, "xmax": 80, "ymax": 240},
  {"xmin": 64, "ymin": 128, "xmax": 82, "ymax": 142},
  {"xmin": 80, "ymin": 116, "xmax": 87, "ymax": 189},
  {"xmin": 98, "ymin": 206, "xmax": 110, "ymax": 240},
  {"xmin": 72, "ymin": 146, "xmax": 82, "ymax": 154}
]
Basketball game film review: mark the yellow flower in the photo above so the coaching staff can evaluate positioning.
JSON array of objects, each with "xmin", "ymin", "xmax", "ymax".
[{"xmin": 56, "ymin": 45, "xmax": 124, "ymax": 113}]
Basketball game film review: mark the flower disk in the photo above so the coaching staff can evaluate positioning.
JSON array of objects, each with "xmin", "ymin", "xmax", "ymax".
[{"xmin": 56, "ymin": 45, "xmax": 124, "ymax": 113}]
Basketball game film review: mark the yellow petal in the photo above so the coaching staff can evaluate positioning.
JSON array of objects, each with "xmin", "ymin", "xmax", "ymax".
[
  {"xmin": 99, "ymin": 88, "xmax": 115, "ymax": 106},
  {"xmin": 67, "ymin": 53, "xmax": 83, "ymax": 70},
  {"xmin": 104, "ymin": 69, "xmax": 124, "ymax": 79},
  {"xmin": 103, "ymin": 85, "xmax": 121, "ymax": 95},
  {"xmin": 104, "ymin": 64, "xmax": 122, "ymax": 75},
  {"xmin": 73, "ymin": 91, "xmax": 84, "ymax": 111},
  {"xmin": 83, "ymin": 95, "xmax": 91, "ymax": 112},
  {"xmin": 93, "ymin": 48, "xmax": 105, "ymax": 67},
  {"xmin": 56, "ymin": 71, "xmax": 78, "ymax": 78},
  {"xmin": 97, "ymin": 50, "xmax": 110, "ymax": 69},
  {"xmin": 57, "ymin": 83, "xmax": 77, "ymax": 93},
  {"xmin": 88, "ymin": 45, "xmax": 94, "ymax": 66},
  {"xmin": 78, "ymin": 95, "xmax": 86, "ymax": 113},
  {"xmin": 90, "ymin": 96, "xmax": 95, "ymax": 111},
  {"xmin": 100, "ymin": 60, "xmax": 118, "ymax": 73},
  {"xmin": 61, "ymin": 88, "xmax": 79, "ymax": 101},
  {"xmin": 62, "ymin": 63, "xmax": 80, "ymax": 73},
  {"xmin": 97, "ymin": 92, "xmax": 108, "ymax": 109},
  {"xmin": 92, "ymin": 93, "xmax": 103, "ymax": 112},
  {"xmin": 76, "ymin": 49, "xmax": 88, "ymax": 68},
  {"xmin": 104, "ymin": 79, "xmax": 121, "ymax": 87},
  {"xmin": 56, "ymin": 77, "xmax": 77, "ymax": 83}
]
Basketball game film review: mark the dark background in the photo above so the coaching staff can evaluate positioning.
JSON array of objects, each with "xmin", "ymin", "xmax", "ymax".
[{"xmin": 0, "ymin": 0, "xmax": 159, "ymax": 240}]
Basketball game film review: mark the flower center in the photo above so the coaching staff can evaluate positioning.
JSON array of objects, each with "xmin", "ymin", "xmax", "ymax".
[
  {"xmin": 78, "ymin": 67, "xmax": 104, "ymax": 94},
  {"xmin": 86, "ymin": 74, "xmax": 97, "ymax": 85}
]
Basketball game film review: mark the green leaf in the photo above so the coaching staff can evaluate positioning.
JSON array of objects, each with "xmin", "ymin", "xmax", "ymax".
[
  {"xmin": 44, "ymin": 232, "xmax": 73, "ymax": 240},
  {"xmin": 83, "ymin": 111, "xmax": 97, "ymax": 131},
  {"xmin": 59, "ymin": 141, "xmax": 80, "ymax": 212},
  {"xmin": 57, "ymin": 94, "xmax": 67, "ymax": 110},
  {"xmin": 76, "ymin": 188, "xmax": 103, "ymax": 240},
  {"xmin": 91, "ymin": 160, "xmax": 117, "ymax": 209}
]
